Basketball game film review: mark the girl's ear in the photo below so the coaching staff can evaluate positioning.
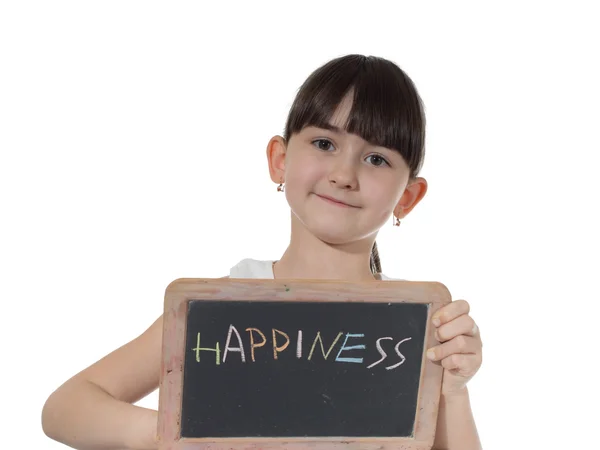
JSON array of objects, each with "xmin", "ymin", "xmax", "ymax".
[
  {"xmin": 394, "ymin": 177, "xmax": 428, "ymax": 219},
  {"xmin": 266, "ymin": 135, "xmax": 287, "ymax": 184}
]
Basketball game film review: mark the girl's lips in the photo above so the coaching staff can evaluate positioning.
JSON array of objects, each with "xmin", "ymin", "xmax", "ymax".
[{"xmin": 316, "ymin": 194, "xmax": 359, "ymax": 208}]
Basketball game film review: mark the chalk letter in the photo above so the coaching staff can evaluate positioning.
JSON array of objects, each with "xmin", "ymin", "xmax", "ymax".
[
  {"xmin": 367, "ymin": 337, "xmax": 393, "ymax": 369},
  {"xmin": 246, "ymin": 327, "xmax": 266, "ymax": 362},
  {"xmin": 386, "ymin": 337, "xmax": 412, "ymax": 370},
  {"xmin": 223, "ymin": 325, "xmax": 246, "ymax": 363},
  {"xmin": 308, "ymin": 331, "xmax": 343, "ymax": 360},
  {"xmin": 335, "ymin": 333, "xmax": 365, "ymax": 363},
  {"xmin": 272, "ymin": 328, "xmax": 290, "ymax": 360},
  {"xmin": 297, "ymin": 330, "xmax": 303, "ymax": 358},
  {"xmin": 193, "ymin": 332, "xmax": 221, "ymax": 365}
]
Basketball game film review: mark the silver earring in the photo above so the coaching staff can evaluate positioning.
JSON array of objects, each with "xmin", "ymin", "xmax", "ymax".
[
  {"xmin": 277, "ymin": 181, "xmax": 285, "ymax": 192},
  {"xmin": 393, "ymin": 216, "xmax": 401, "ymax": 227}
]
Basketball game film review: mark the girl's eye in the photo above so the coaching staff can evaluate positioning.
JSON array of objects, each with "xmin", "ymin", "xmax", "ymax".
[
  {"xmin": 366, "ymin": 154, "xmax": 390, "ymax": 167},
  {"xmin": 312, "ymin": 139, "xmax": 390, "ymax": 167},
  {"xmin": 312, "ymin": 139, "xmax": 335, "ymax": 151}
]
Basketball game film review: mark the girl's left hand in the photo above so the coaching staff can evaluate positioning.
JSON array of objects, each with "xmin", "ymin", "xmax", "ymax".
[{"xmin": 426, "ymin": 299, "xmax": 483, "ymax": 396}]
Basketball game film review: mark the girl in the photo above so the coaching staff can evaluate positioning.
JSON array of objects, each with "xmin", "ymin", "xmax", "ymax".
[{"xmin": 42, "ymin": 54, "xmax": 483, "ymax": 450}]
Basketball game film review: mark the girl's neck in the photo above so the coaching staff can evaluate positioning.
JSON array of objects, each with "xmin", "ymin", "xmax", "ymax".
[{"xmin": 273, "ymin": 215, "xmax": 377, "ymax": 281}]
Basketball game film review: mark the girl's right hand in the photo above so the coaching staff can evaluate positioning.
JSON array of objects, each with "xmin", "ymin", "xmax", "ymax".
[{"xmin": 128, "ymin": 407, "xmax": 159, "ymax": 449}]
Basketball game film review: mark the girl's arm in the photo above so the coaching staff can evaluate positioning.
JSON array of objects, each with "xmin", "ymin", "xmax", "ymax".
[
  {"xmin": 433, "ymin": 388, "xmax": 482, "ymax": 450},
  {"xmin": 42, "ymin": 315, "xmax": 164, "ymax": 450}
]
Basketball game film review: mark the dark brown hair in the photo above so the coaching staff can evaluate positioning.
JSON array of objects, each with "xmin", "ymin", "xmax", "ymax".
[{"xmin": 282, "ymin": 54, "xmax": 426, "ymax": 276}]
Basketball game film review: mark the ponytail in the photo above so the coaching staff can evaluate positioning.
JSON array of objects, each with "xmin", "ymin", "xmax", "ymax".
[{"xmin": 370, "ymin": 241, "xmax": 382, "ymax": 275}]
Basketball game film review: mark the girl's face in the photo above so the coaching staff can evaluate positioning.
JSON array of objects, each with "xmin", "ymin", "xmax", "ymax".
[{"xmin": 280, "ymin": 95, "xmax": 413, "ymax": 245}]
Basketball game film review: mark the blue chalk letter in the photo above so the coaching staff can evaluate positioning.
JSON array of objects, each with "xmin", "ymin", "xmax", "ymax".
[{"xmin": 335, "ymin": 333, "xmax": 365, "ymax": 363}]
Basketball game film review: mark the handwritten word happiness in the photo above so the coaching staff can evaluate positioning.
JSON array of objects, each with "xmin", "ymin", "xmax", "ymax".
[{"xmin": 192, "ymin": 325, "xmax": 413, "ymax": 370}]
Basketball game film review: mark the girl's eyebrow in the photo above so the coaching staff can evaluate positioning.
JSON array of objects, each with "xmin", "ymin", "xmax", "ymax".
[{"xmin": 317, "ymin": 123, "xmax": 344, "ymax": 134}]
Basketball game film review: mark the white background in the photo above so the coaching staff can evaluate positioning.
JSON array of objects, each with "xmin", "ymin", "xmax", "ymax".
[{"xmin": 1, "ymin": 1, "xmax": 598, "ymax": 449}]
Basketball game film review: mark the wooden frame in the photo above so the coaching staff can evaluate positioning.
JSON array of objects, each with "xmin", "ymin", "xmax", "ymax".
[{"xmin": 158, "ymin": 278, "xmax": 452, "ymax": 450}]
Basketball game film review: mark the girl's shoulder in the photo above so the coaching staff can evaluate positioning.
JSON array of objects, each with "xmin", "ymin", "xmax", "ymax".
[{"xmin": 228, "ymin": 258, "xmax": 403, "ymax": 281}]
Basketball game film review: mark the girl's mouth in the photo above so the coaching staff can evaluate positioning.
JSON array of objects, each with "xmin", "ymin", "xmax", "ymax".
[{"xmin": 316, "ymin": 194, "xmax": 359, "ymax": 208}]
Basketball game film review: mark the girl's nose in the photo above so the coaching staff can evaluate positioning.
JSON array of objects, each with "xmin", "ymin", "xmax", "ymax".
[{"xmin": 328, "ymin": 162, "xmax": 358, "ymax": 189}]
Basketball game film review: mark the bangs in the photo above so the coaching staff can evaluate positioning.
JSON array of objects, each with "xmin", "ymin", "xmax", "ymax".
[{"xmin": 283, "ymin": 55, "xmax": 426, "ymax": 177}]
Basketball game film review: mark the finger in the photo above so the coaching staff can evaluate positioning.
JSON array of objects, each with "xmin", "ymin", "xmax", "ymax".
[
  {"xmin": 440, "ymin": 353, "xmax": 480, "ymax": 376},
  {"xmin": 432, "ymin": 299, "xmax": 470, "ymax": 327},
  {"xmin": 435, "ymin": 314, "xmax": 479, "ymax": 342},
  {"xmin": 427, "ymin": 335, "xmax": 481, "ymax": 361}
]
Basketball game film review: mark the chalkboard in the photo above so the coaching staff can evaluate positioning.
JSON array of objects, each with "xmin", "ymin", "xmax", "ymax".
[{"xmin": 159, "ymin": 278, "xmax": 451, "ymax": 450}]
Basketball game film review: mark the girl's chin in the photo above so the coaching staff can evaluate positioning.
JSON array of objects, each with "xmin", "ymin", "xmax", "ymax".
[{"xmin": 291, "ymin": 210, "xmax": 378, "ymax": 244}]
